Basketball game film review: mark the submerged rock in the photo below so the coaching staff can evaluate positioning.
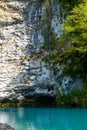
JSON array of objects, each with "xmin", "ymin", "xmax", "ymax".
[{"xmin": 0, "ymin": 123, "xmax": 14, "ymax": 130}]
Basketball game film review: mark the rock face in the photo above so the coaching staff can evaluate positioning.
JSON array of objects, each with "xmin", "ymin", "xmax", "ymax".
[
  {"xmin": 0, "ymin": 0, "xmax": 83, "ymax": 104},
  {"xmin": 0, "ymin": 123, "xmax": 14, "ymax": 130}
]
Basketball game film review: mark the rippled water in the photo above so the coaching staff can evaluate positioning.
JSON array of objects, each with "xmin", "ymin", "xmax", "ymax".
[{"xmin": 0, "ymin": 107, "xmax": 87, "ymax": 130}]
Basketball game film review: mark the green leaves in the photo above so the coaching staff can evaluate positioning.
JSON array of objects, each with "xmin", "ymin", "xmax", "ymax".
[
  {"xmin": 57, "ymin": 2, "xmax": 87, "ymax": 79},
  {"xmin": 63, "ymin": 2, "xmax": 87, "ymax": 45}
]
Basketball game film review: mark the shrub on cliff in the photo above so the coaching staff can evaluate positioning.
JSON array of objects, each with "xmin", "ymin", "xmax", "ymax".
[{"xmin": 54, "ymin": 1, "xmax": 87, "ymax": 80}]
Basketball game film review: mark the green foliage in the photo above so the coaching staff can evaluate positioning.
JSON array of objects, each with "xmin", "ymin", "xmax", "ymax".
[
  {"xmin": 54, "ymin": 2, "xmax": 87, "ymax": 79},
  {"xmin": 56, "ymin": 82, "xmax": 87, "ymax": 107},
  {"xmin": 63, "ymin": 2, "xmax": 87, "ymax": 44},
  {"xmin": 39, "ymin": 0, "xmax": 45, "ymax": 4},
  {"xmin": 57, "ymin": 0, "xmax": 85, "ymax": 11}
]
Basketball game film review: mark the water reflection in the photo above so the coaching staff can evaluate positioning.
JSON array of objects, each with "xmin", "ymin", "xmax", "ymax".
[
  {"xmin": 0, "ymin": 111, "xmax": 9, "ymax": 123},
  {"xmin": 0, "ymin": 108, "xmax": 87, "ymax": 130}
]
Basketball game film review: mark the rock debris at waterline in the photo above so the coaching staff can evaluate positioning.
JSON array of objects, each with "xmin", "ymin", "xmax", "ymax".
[{"xmin": 0, "ymin": 123, "xmax": 14, "ymax": 130}]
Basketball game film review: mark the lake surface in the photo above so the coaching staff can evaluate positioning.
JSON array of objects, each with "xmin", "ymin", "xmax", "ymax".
[{"xmin": 0, "ymin": 107, "xmax": 87, "ymax": 130}]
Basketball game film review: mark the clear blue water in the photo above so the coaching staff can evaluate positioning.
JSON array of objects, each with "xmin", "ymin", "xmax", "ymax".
[{"xmin": 0, "ymin": 107, "xmax": 87, "ymax": 130}]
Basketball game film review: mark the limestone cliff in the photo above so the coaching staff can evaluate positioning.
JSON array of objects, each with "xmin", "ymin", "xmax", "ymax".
[{"xmin": 0, "ymin": 0, "xmax": 82, "ymax": 104}]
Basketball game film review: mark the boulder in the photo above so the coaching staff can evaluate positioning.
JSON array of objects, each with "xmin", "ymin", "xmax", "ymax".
[{"xmin": 0, "ymin": 123, "xmax": 14, "ymax": 130}]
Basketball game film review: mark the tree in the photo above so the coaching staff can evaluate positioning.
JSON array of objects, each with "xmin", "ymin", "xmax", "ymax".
[{"xmin": 57, "ymin": 1, "xmax": 87, "ymax": 79}]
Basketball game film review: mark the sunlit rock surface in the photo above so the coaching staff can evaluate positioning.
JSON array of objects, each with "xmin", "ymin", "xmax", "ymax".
[{"xmin": 0, "ymin": 0, "xmax": 83, "ymax": 103}]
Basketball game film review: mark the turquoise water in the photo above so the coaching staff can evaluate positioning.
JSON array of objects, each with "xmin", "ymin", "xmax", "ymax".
[{"xmin": 0, "ymin": 108, "xmax": 87, "ymax": 130}]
